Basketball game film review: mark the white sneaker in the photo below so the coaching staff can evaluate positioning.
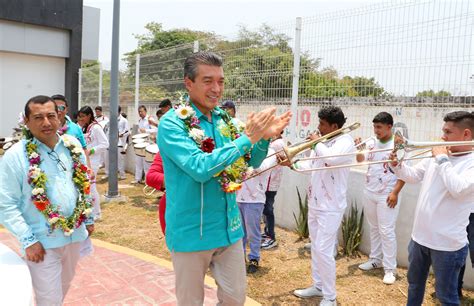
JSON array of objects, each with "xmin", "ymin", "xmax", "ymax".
[
  {"xmin": 383, "ymin": 271, "xmax": 396, "ymax": 285},
  {"xmin": 358, "ymin": 259, "xmax": 383, "ymax": 271},
  {"xmin": 293, "ymin": 286, "xmax": 323, "ymax": 298},
  {"xmin": 320, "ymin": 298, "xmax": 337, "ymax": 306},
  {"xmin": 131, "ymin": 180, "xmax": 140, "ymax": 184}
]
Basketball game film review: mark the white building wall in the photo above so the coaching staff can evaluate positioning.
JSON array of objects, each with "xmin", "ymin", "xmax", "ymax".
[{"xmin": 0, "ymin": 52, "xmax": 65, "ymax": 136}]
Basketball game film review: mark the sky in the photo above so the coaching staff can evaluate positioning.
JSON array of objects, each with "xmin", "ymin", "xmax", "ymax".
[
  {"xmin": 82, "ymin": 0, "xmax": 474, "ymax": 95},
  {"xmin": 83, "ymin": 0, "xmax": 375, "ymax": 65}
]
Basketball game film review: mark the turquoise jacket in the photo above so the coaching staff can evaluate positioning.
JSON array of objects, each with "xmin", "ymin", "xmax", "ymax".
[
  {"xmin": 158, "ymin": 104, "xmax": 269, "ymax": 252},
  {"xmin": 0, "ymin": 135, "xmax": 93, "ymax": 251},
  {"xmin": 65, "ymin": 116, "xmax": 87, "ymax": 148}
]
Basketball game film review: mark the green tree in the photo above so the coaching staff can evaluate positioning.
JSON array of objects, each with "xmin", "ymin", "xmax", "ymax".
[{"xmin": 416, "ymin": 89, "xmax": 452, "ymax": 97}]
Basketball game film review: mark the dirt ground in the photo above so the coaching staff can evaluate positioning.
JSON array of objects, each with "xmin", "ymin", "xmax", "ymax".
[{"xmin": 93, "ymin": 171, "xmax": 474, "ymax": 305}]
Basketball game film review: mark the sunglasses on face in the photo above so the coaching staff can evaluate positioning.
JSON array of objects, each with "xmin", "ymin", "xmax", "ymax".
[{"xmin": 57, "ymin": 105, "xmax": 67, "ymax": 112}]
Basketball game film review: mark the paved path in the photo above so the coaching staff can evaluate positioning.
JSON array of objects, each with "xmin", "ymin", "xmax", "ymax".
[{"xmin": 0, "ymin": 231, "xmax": 259, "ymax": 305}]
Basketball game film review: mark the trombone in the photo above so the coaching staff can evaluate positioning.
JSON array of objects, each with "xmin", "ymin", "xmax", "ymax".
[
  {"xmin": 292, "ymin": 131, "xmax": 474, "ymax": 172},
  {"xmin": 244, "ymin": 122, "xmax": 361, "ymax": 180}
]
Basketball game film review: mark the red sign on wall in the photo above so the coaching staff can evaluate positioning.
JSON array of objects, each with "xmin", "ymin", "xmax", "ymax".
[{"xmin": 301, "ymin": 109, "xmax": 311, "ymax": 127}]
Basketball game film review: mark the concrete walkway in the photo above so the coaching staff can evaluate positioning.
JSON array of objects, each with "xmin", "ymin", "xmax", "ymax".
[{"xmin": 0, "ymin": 231, "xmax": 260, "ymax": 305}]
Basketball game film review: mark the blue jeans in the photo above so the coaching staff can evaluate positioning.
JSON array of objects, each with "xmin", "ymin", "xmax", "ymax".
[
  {"xmin": 263, "ymin": 191, "xmax": 277, "ymax": 240},
  {"xmin": 407, "ymin": 239, "xmax": 468, "ymax": 306},
  {"xmin": 457, "ymin": 213, "xmax": 474, "ymax": 295},
  {"xmin": 238, "ymin": 202, "xmax": 264, "ymax": 261}
]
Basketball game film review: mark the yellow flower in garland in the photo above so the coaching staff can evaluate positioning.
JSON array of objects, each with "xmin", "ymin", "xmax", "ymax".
[
  {"xmin": 217, "ymin": 120, "xmax": 232, "ymax": 138},
  {"xmin": 224, "ymin": 182, "xmax": 242, "ymax": 193}
]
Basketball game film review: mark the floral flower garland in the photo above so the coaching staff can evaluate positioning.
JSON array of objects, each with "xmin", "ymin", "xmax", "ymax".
[
  {"xmin": 57, "ymin": 123, "xmax": 69, "ymax": 135},
  {"xmin": 26, "ymin": 135, "xmax": 93, "ymax": 236},
  {"xmin": 175, "ymin": 96, "xmax": 251, "ymax": 193}
]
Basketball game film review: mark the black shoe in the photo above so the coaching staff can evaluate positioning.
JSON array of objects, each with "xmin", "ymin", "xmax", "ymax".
[{"xmin": 247, "ymin": 259, "xmax": 259, "ymax": 274}]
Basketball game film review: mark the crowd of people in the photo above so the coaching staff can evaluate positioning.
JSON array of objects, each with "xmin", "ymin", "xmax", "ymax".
[{"xmin": 0, "ymin": 51, "xmax": 472, "ymax": 306}]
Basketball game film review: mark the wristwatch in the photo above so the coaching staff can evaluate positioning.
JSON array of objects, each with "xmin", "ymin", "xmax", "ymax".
[{"xmin": 435, "ymin": 154, "xmax": 449, "ymax": 165}]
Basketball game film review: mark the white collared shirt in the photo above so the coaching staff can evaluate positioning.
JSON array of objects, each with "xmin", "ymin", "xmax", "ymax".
[{"xmin": 393, "ymin": 153, "xmax": 474, "ymax": 251}]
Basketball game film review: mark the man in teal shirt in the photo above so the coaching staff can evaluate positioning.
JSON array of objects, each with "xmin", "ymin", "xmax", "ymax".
[
  {"xmin": 158, "ymin": 52, "xmax": 290, "ymax": 305},
  {"xmin": 0, "ymin": 95, "xmax": 94, "ymax": 305},
  {"xmin": 51, "ymin": 94, "xmax": 87, "ymax": 149}
]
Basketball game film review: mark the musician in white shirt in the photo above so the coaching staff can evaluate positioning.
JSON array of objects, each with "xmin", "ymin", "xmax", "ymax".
[
  {"xmin": 261, "ymin": 133, "xmax": 285, "ymax": 250},
  {"xmin": 94, "ymin": 106, "xmax": 109, "ymax": 169},
  {"xmin": 292, "ymin": 107, "xmax": 355, "ymax": 306},
  {"xmin": 237, "ymin": 149, "xmax": 277, "ymax": 274},
  {"xmin": 390, "ymin": 111, "xmax": 474, "ymax": 306},
  {"xmin": 355, "ymin": 112, "xmax": 405, "ymax": 285},
  {"xmin": 104, "ymin": 106, "xmax": 129, "ymax": 180},
  {"xmin": 78, "ymin": 106, "xmax": 109, "ymax": 220},
  {"xmin": 132, "ymin": 105, "xmax": 157, "ymax": 184}
]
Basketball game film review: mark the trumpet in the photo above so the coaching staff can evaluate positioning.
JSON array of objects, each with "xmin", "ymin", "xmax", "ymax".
[
  {"xmin": 293, "ymin": 131, "xmax": 474, "ymax": 172},
  {"xmin": 143, "ymin": 185, "xmax": 157, "ymax": 197},
  {"xmin": 244, "ymin": 122, "xmax": 361, "ymax": 180}
]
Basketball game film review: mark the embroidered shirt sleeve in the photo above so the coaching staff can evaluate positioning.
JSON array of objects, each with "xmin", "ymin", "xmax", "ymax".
[{"xmin": 0, "ymin": 148, "xmax": 38, "ymax": 250}]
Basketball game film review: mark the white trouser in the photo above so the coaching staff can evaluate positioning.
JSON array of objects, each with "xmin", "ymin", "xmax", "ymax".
[
  {"xmin": 309, "ymin": 208, "xmax": 344, "ymax": 301},
  {"xmin": 105, "ymin": 149, "xmax": 125, "ymax": 176},
  {"xmin": 134, "ymin": 155, "xmax": 150, "ymax": 181},
  {"xmin": 364, "ymin": 190, "xmax": 400, "ymax": 271},
  {"xmin": 90, "ymin": 164, "xmax": 101, "ymax": 220},
  {"xmin": 26, "ymin": 242, "xmax": 81, "ymax": 306}
]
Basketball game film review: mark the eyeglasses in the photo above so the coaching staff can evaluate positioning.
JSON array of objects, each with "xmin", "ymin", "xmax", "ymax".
[
  {"xmin": 57, "ymin": 105, "xmax": 66, "ymax": 112},
  {"xmin": 47, "ymin": 150, "xmax": 67, "ymax": 172}
]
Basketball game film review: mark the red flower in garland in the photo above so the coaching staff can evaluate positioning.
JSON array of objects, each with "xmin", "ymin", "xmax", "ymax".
[
  {"xmin": 201, "ymin": 138, "xmax": 215, "ymax": 153},
  {"xmin": 34, "ymin": 200, "xmax": 49, "ymax": 211},
  {"xmin": 80, "ymin": 164, "xmax": 88, "ymax": 173}
]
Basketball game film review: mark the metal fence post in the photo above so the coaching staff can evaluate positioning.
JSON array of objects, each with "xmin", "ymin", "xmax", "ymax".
[
  {"xmin": 78, "ymin": 68, "xmax": 82, "ymax": 109},
  {"xmin": 289, "ymin": 17, "xmax": 302, "ymax": 142},
  {"xmin": 98, "ymin": 63, "xmax": 103, "ymax": 107},
  {"xmin": 194, "ymin": 40, "xmax": 200, "ymax": 53},
  {"xmin": 134, "ymin": 53, "xmax": 140, "ymax": 119}
]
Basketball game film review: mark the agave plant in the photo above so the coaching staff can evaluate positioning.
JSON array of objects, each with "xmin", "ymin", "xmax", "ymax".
[
  {"xmin": 342, "ymin": 202, "xmax": 364, "ymax": 257},
  {"xmin": 293, "ymin": 187, "xmax": 309, "ymax": 239}
]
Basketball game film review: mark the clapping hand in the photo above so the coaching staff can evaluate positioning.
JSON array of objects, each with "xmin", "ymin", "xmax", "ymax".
[{"xmin": 244, "ymin": 108, "xmax": 292, "ymax": 144}]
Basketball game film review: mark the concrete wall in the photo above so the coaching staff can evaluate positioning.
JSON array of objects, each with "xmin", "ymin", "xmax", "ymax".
[
  {"xmin": 0, "ymin": 51, "xmax": 65, "ymax": 136},
  {"xmin": 0, "ymin": 0, "xmax": 84, "ymax": 112},
  {"xmin": 273, "ymin": 167, "xmax": 474, "ymax": 289}
]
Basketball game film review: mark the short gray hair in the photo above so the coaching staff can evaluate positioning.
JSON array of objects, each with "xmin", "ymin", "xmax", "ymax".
[{"xmin": 184, "ymin": 52, "xmax": 223, "ymax": 81}]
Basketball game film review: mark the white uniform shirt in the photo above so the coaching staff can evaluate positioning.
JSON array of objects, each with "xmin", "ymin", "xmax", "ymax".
[
  {"xmin": 118, "ymin": 115, "xmax": 130, "ymax": 147},
  {"xmin": 393, "ymin": 153, "xmax": 474, "ymax": 251},
  {"xmin": 95, "ymin": 115, "xmax": 109, "ymax": 130},
  {"xmin": 295, "ymin": 133, "xmax": 355, "ymax": 212},
  {"xmin": 237, "ymin": 149, "xmax": 277, "ymax": 204},
  {"xmin": 365, "ymin": 137, "xmax": 398, "ymax": 194},
  {"xmin": 84, "ymin": 122, "xmax": 109, "ymax": 171},
  {"xmin": 267, "ymin": 138, "xmax": 285, "ymax": 192},
  {"xmin": 138, "ymin": 115, "xmax": 157, "ymax": 134}
]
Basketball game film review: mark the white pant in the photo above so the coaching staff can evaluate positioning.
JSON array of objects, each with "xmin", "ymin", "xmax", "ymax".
[
  {"xmin": 171, "ymin": 240, "xmax": 246, "ymax": 306},
  {"xmin": 104, "ymin": 149, "xmax": 125, "ymax": 176},
  {"xmin": 26, "ymin": 242, "xmax": 81, "ymax": 306},
  {"xmin": 364, "ymin": 190, "xmax": 400, "ymax": 271},
  {"xmin": 134, "ymin": 155, "xmax": 150, "ymax": 181},
  {"xmin": 309, "ymin": 208, "xmax": 344, "ymax": 301},
  {"xmin": 90, "ymin": 165, "xmax": 101, "ymax": 220}
]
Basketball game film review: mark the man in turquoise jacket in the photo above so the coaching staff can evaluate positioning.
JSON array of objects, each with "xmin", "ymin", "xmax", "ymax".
[{"xmin": 158, "ymin": 51, "xmax": 290, "ymax": 305}]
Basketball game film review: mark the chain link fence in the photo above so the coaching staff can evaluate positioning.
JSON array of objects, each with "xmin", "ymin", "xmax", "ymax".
[{"xmin": 79, "ymin": 0, "xmax": 473, "ymax": 141}]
